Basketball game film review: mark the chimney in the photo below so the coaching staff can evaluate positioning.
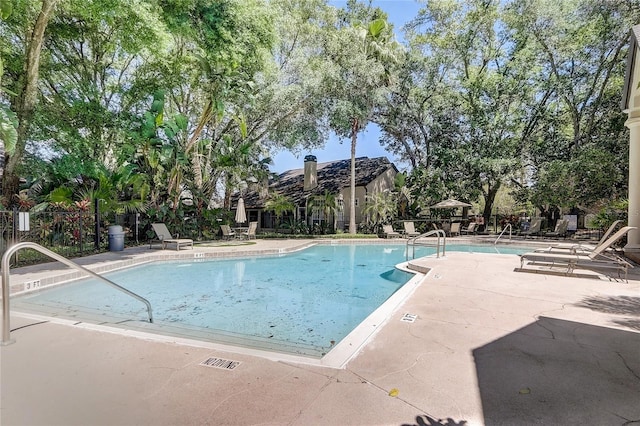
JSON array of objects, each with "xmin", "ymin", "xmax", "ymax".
[
  {"xmin": 304, "ymin": 155, "xmax": 318, "ymax": 191},
  {"xmin": 260, "ymin": 175, "xmax": 269, "ymax": 198}
]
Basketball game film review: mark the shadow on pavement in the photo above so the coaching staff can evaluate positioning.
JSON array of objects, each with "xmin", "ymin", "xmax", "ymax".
[
  {"xmin": 473, "ymin": 317, "xmax": 640, "ymax": 425},
  {"xmin": 575, "ymin": 295, "xmax": 640, "ymax": 331}
]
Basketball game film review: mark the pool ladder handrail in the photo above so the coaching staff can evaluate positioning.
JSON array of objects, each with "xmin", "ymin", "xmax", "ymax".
[
  {"xmin": 406, "ymin": 229, "xmax": 447, "ymax": 261},
  {"xmin": 494, "ymin": 223, "xmax": 513, "ymax": 245},
  {"xmin": 2, "ymin": 242, "xmax": 153, "ymax": 345}
]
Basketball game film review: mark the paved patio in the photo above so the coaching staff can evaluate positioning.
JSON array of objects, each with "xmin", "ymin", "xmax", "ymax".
[{"xmin": 1, "ymin": 239, "xmax": 639, "ymax": 425}]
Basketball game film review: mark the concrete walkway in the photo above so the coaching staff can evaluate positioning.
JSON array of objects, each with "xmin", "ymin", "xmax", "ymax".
[{"xmin": 1, "ymin": 239, "xmax": 639, "ymax": 425}]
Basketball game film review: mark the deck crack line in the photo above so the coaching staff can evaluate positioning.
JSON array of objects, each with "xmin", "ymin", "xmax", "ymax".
[
  {"xmin": 143, "ymin": 357, "xmax": 205, "ymax": 400},
  {"xmin": 207, "ymin": 369, "xmax": 300, "ymax": 418},
  {"xmin": 367, "ymin": 352, "xmax": 429, "ymax": 383},
  {"xmin": 533, "ymin": 319, "xmax": 557, "ymax": 339},
  {"xmin": 445, "ymin": 283, "xmax": 569, "ymax": 306},
  {"xmin": 407, "ymin": 330, "xmax": 456, "ymax": 354},
  {"xmin": 289, "ymin": 378, "xmax": 335, "ymax": 426},
  {"xmin": 533, "ymin": 303, "xmax": 569, "ymax": 323},
  {"xmin": 279, "ymin": 361, "xmax": 363, "ymax": 383},
  {"xmin": 347, "ymin": 367, "xmax": 445, "ymax": 421},
  {"xmin": 617, "ymin": 352, "xmax": 640, "ymax": 382}
]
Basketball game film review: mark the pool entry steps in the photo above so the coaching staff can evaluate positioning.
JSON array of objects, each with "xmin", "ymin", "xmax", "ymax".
[{"xmin": 1, "ymin": 242, "xmax": 154, "ymax": 345}]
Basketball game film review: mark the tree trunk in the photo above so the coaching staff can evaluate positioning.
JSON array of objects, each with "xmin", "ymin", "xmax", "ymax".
[
  {"xmin": 186, "ymin": 99, "xmax": 214, "ymax": 190},
  {"xmin": 482, "ymin": 180, "xmax": 501, "ymax": 230},
  {"xmin": 349, "ymin": 117, "xmax": 359, "ymax": 234},
  {"xmin": 1, "ymin": 0, "xmax": 57, "ymax": 205}
]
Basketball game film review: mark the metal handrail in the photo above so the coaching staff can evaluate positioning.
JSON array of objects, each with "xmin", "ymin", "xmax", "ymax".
[
  {"xmin": 494, "ymin": 223, "xmax": 512, "ymax": 244},
  {"xmin": 406, "ymin": 229, "xmax": 447, "ymax": 260},
  {"xmin": 2, "ymin": 242, "xmax": 153, "ymax": 345}
]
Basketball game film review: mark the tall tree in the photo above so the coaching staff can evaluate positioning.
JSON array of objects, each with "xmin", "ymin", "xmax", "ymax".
[
  {"xmin": 322, "ymin": 1, "xmax": 402, "ymax": 233},
  {"xmin": 35, "ymin": 0, "xmax": 170, "ymax": 165},
  {"xmin": 2, "ymin": 0, "xmax": 57, "ymax": 205},
  {"xmin": 506, "ymin": 0, "xmax": 638, "ymax": 211},
  {"xmin": 387, "ymin": 0, "xmax": 533, "ymax": 220}
]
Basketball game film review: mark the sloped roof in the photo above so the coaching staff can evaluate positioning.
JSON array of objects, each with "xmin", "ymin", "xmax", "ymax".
[
  {"xmin": 622, "ymin": 24, "xmax": 640, "ymax": 111},
  {"xmin": 239, "ymin": 156, "xmax": 397, "ymax": 209}
]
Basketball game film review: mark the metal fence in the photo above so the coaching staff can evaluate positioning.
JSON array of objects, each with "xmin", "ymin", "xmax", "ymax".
[
  {"xmin": 0, "ymin": 206, "xmax": 226, "ymax": 265},
  {"xmin": 0, "ymin": 209, "xmax": 144, "ymax": 264}
]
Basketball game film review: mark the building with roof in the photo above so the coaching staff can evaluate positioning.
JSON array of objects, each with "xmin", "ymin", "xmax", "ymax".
[
  {"xmin": 622, "ymin": 24, "xmax": 640, "ymax": 260},
  {"xmin": 234, "ymin": 155, "xmax": 398, "ymax": 232}
]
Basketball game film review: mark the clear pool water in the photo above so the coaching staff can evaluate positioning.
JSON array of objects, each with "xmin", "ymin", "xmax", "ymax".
[{"xmin": 14, "ymin": 243, "xmax": 525, "ymax": 357}]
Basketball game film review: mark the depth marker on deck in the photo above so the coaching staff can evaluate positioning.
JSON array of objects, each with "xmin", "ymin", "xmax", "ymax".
[{"xmin": 401, "ymin": 313, "xmax": 417, "ymax": 323}]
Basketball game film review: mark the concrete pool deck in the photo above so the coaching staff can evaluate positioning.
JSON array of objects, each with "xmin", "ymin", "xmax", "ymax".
[{"xmin": 1, "ymin": 238, "xmax": 639, "ymax": 425}]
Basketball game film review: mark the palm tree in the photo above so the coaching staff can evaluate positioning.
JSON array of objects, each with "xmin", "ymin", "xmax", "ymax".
[
  {"xmin": 325, "ymin": 14, "xmax": 402, "ymax": 234},
  {"xmin": 264, "ymin": 192, "xmax": 294, "ymax": 233},
  {"xmin": 363, "ymin": 190, "xmax": 397, "ymax": 234},
  {"xmin": 308, "ymin": 191, "xmax": 342, "ymax": 233}
]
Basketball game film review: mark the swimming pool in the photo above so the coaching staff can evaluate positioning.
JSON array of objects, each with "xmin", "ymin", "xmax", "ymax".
[{"xmin": 13, "ymin": 243, "xmax": 526, "ymax": 359}]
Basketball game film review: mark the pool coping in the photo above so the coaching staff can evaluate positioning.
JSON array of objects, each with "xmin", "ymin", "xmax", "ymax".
[
  {"xmin": 3, "ymin": 238, "xmax": 552, "ymax": 369},
  {"xmin": 4, "ymin": 238, "xmax": 640, "ymax": 425},
  {"xmin": 3, "ymin": 237, "xmax": 545, "ymax": 296},
  {"xmin": 6, "ymin": 240, "xmax": 436, "ymax": 369}
]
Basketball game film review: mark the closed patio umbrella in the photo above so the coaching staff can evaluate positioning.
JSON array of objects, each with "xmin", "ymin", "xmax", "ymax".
[{"xmin": 235, "ymin": 198, "xmax": 247, "ymax": 224}]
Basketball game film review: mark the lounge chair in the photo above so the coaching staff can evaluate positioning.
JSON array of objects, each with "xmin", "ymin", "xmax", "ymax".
[
  {"xmin": 242, "ymin": 221, "xmax": 257, "ymax": 239},
  {"xmin": 545, "ymin": 220, "xmax": 622, "ymax": 253},
  {"xmin": 449, "ymin": 222, "xmax": 460, "ymax": 236},
  {"xmin": 544, "ymin": 219, "xmax": 569, "ymax": 238},
  {"xmin": 519, "ymin": 226, "xmax": 636, "ymax": 280},
  {"xmin": 151, "ymin": 223, "xmax": 193, "ymax": 250},
  {"xmin": 521, "ymin": 218, "xmax": 542, "ymax": 239},
  {"xmin": 221, "ymin": 224, "xmax": 236, "ymax": 240},
  {"xmin": 460, "ymin": 222, "xmax": 476, "ymax": 235},
  {"xmin": 403, "ymin": 221, "xmax": 420, "ymax": 238},
  {"xmin": 382, "ymin": 224, "xmax": 401, "ymax": 238}
]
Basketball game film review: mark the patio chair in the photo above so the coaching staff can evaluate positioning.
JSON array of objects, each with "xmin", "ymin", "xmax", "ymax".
[
  {"xmin": 460, "ymin": 222, "xmax": 477, "ymax": 235},
  {"xmin": 449, "ymin": 222, "xmax": 461, "ymax": 236},
  {"xmin": 242, "ymin": 221, "xmax": 258, "ymax": 240},
  {"xmin": 221, "ymin": 224, "xmax": 236, "ymax": 240},
  {"xmin": 519, "ymin": 226, "xmax": 636, "ymax": 280},
  {"xmin": 403, "ymin": 221, "xmax": 420, "ymax": 238},
  {"xmin": 545, "ymin": 220, "xmax": 622, "ymax": 253},
  {"xmin": 520, "ymin": 218, "xmax": 542, "ymax": 239},
  {"xmin": 151, "ymin": 223, "xmax": 193, "ymax": 251},
  {"xmin": 382, "ymin": 224, "xmax": 401, "ymax": 238},
  {"xmin": 544, "ymin": 219, "xmax": 569, "ymax": 238}
]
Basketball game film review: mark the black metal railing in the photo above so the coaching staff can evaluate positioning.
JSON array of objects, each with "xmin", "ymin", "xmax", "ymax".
[{"xmin": 0, "ymin": 208, "xmax": 150, "ymax": 263}]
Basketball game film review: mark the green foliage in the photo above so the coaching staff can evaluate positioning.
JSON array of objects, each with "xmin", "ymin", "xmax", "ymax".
[
  {"xmin": 0, "ymin": 0, "xmax": 635, "ymax": 229},
  {"xmin": 264, "ymin": 192, "xmax": 294, "ymax": 231},
  {"xmin": 0, "ymin": 0, "xmax": 12, "ymax": 19},
  {"xmin": 0, "ymin": 1, "xmax": 17, "ymax": 153},
  {"xmin": 377, "ymin": 0, "xmax": 635, "ymax": 219},
  {"xmin": 0, "ymin": 105, "xmax": 17, "ymax": 152},
  {"xmin": 530, "ymin": 147, "xmax": 624, "ymax": 211},
  {"xmin": 307, "ymin": 190, "xmax": 342, "ymax": 233},
  {"xmin": 592, "ymin": 199, "xmax": 628, "ymax": 230},
  {"xmin": 363, "ymin": 190, "xmax": 397, "ymax": 233}
]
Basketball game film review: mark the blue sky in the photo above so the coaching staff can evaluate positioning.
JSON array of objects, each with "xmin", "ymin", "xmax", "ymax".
[{"xmin": 270, "ymin": 0, "xmax": 424, "ymax": 173}]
